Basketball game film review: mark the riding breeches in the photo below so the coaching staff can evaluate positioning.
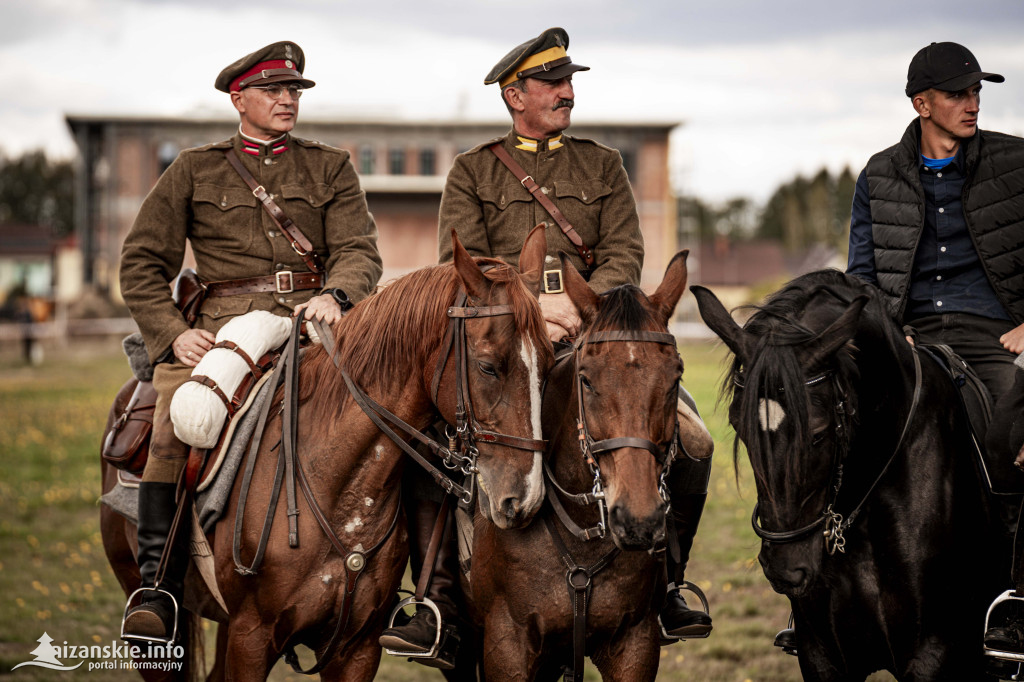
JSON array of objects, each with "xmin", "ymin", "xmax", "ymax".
[{"xmin": 142, "ymin": 361, "xmax": 194, "ymax": 484}]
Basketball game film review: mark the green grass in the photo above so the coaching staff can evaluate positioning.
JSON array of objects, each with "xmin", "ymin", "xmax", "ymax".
[{"xmin": 0, "ymin": 339, "xmax": 894, "ymax": 681}]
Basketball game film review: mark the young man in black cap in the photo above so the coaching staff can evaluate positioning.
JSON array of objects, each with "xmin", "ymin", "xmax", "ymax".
[
  {"xmin": 118, "ymin": 40, "xmax": 381, "ymax": 642},
  {"xmin": 379, "ymin": 27, "xmax": 713, "ymax": 670},
  {"xmin": 814, "ymin": 40, "xmax": 1024, "ymax": 656}
]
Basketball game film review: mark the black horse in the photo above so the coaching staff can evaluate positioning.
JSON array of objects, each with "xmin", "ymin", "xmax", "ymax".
[{"xmin": 693, "ymin": 269, "xmax": 1005, "ymax": 681}]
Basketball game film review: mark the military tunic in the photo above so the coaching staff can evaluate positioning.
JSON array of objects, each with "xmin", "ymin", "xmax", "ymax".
[
  {"xmin": 120, "ymin": 133, "xmax": 382, "ymax": 364},
  {"xmin": 437, "ymin": 130, "xmax": 643, "ymax": 291}
]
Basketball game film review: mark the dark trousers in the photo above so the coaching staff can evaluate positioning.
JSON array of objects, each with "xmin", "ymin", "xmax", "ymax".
[{"xmin": 907, "ymin": 313, "xmax": 1017, "ymax": 405}]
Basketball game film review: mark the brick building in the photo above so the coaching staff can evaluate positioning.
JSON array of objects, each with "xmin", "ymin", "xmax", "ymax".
[{"xmin": 65, "ymin": 114, "xmax": 678, "ymax": 301}]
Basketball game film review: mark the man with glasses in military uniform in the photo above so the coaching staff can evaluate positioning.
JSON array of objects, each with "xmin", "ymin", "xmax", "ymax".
[
  {"xmin": 118, "ymin": 40, "xmax": 382, "ymax": 642},
  {"xmin": 380, "ymin": 27, "xmax": 712, "ymax": 668}
]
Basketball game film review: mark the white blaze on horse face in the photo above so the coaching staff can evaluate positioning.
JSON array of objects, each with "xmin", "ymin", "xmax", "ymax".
[
  {"xmin": 520, "ymin": 338, "xmax": 544, "ymax": 508},
  {"xmin": 758, "ymin": 398, "xmax": 786, "ymax": 432}
]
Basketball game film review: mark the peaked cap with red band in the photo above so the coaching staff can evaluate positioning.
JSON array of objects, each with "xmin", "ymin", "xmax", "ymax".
[{"xmin": 215, "ymin": 41, "xmax": 316, "ymax": 93}]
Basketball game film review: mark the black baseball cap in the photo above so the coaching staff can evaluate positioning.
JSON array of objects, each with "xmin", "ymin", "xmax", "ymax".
[{"xmin": 905, "ymin": 42, "xmax": 1003, "ymax": 97}]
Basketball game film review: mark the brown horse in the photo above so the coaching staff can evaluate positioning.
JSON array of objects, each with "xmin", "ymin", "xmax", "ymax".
[
  {"xmin": 101, "ymin": 228, "xmax": 554, "ymax": 681},
  {"xmin": 460, "ymin": 251, "xmax": 696, "ymax": 681}
]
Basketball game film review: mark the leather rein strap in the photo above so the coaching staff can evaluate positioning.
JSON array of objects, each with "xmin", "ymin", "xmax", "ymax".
[
  {"xmin": 230, "ymin": 314, "xmax": 401, "ymax": 675},
  {"xmin": 489, "ymin": 142, "xmax": 596, "ymax": 268},
  {"xmin": 224, "ymin": 148, "xmax": 325, "ymax": 276},
  {"xmin": 751, "ymin": 345, "xmax": 923, "ymax": 555}
]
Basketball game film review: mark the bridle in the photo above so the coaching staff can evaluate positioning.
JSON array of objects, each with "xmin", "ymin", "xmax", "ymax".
[
  {"xmin": 544, "ymin": 329, "xmax": 681, "ymax": 541},
  {"xmin": 341, "ymin": 282, "xmax": 547, "ymax": 506},
  {"xmin": 745, "ymin": 345, "xmax": 922, "ymax": 556}
]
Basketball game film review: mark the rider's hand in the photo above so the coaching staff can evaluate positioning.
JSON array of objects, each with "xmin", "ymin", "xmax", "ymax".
[
  {"xmin": 293, "ymin": 293, "xmax": 343, "ymax": 326},
  {"xmin": 539, "ymin": 293, "xmax": 581, "ymax": 341},
  {"xmin": 1000, "ymin": 323, "xmax": 1024, "ymax": 355},
  {"xmin": 172, "ymin": 328, "xmax": 216, "ymax": 367}
]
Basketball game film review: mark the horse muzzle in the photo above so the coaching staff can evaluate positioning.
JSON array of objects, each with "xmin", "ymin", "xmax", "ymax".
[{"xmin": 608, "ymin": 502, "xmax": 666, "ymax": 551}]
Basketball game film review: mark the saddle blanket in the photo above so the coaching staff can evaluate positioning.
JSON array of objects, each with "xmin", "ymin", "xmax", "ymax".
[{"xmin": 101, "ymin": 364, "xmax": 279, "ymax": 534}]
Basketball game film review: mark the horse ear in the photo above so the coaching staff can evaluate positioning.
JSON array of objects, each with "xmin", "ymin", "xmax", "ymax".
[
  {"xmin": 452, "ymin": 229, "xmax": 490, "ymax": 300},
  {"xmin": 805, "ymin": 294, "xmax": 869, "ymax": 370},
  {"xmin": 517, "ymin": 224, "xmax": 547, "ymax": 298},
  {"xmin": 691, "ymin": 285, "xmax": 749, "ymax": 364},
  {"xmin": 649, "ymin": 250, "xmax": 689, "ymax": 324},
  {"xmin": 559, "ymin": 252, "xmax": 600, "ymax": 325}
]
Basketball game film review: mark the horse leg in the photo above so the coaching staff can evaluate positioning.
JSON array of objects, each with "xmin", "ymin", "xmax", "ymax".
[
  {"xmin": 590, "ymin": 616, "xmax": 661, "ymax": 682},
  {"xmin": 223, "ymin": 618, "xmax": 278, "ymax": 682},
  {"xmin": 480, "ymin": 605, "xmax": 543, "ymax": 680},
  {"xmin": 316, "ymin": 635, "xmax": 383, "ymax": 682},
  {"xmin": 205, "ymin": 622, "xmax": 228, "ymax": 682}
]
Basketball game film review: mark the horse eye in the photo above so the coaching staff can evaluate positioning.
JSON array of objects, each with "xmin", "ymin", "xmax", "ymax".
[
  {"xmin": 580, "ymin": 375, "xmax": 595, "ymax": 392},
  {"xmin": 478, "ymin": 361, "xmax": 498, "ymax": 377},
  {"xmin": 811, "ymin": 431, "xmax": 827, "ymax": 446}
]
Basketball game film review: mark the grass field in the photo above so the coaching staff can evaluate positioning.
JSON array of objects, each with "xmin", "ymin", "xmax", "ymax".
[{"xmin": 0, "ymin": 338, "xmax": 893, "ymax": 681}]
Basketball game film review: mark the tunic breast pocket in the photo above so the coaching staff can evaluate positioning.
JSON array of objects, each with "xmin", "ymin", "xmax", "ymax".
[
  {"xmin": 477, "ymin": 183, "xmax": 534, "ymax": 257},
  {"xmin": 191, "ymin": 185, "xmax": 258, "ymax": 251},
  {"xmin": 280, "ymin": 183, "xmax": 333, "ymax": 250},
  {"xmin": 553, "ymin": 179, "xmax": 612, "ymax": 246}
]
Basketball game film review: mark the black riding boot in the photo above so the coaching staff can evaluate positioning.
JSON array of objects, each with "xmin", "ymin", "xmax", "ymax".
[
  {"xmin": 379, "ymin": 496, "xmax": 462, "ymax": 669},
  {"xmin": 122, "ymin": 481, "xmax": 188, "ymax": 642},
  {"xmin": 662, "ymin": 491, "xmax": 713, "ymax": 637}
]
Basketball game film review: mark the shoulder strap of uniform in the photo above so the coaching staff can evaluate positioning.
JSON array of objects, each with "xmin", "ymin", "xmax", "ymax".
[
  {"xmin": 223, "ymin": 149, "xmax": 325, "ymax": 275},
  {"xmin": 488, "ymin": 142, "xmax": 595, "ymax": 268}
]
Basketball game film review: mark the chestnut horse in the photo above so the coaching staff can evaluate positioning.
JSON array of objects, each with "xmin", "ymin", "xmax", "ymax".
[
  {"xmin": 461, "ymin": 251, "xmax": 696, "ymax": 681},
  {"xmin": 101, "ymin": 229, "xmax": 554, "ymax": 681},
  {"xmin": 693, "ymin": 270, "xmax": 1004, "ymax": 681}
]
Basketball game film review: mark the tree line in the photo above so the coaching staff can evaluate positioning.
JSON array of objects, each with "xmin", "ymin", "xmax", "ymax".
[
  {"xmin": 0, "ymin": 151, "xmax": 74, "ymax": 236},
  {"xmin": 678, "ymin": 167, "xmax": 857, "ymax": 254}
]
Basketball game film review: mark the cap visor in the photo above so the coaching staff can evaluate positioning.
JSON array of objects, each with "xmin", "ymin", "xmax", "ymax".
[
  {"xmin": 935, "ymin": 71, "xmax": 1004, "ymax": 92},
  {"xmin": 528, "ymin": 62, "xmax": 589, "ymax": 81},
  {"xmin": 246, "ymin": 74, "xmax": 316, "ymax": 89}
]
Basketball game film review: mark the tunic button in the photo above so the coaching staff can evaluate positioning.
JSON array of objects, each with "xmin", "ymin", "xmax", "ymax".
[
  {"xmin": 937, "ymin": 172, "xmax": 943, "ymax": 178},
  {"xmin": 936, "ymin": 275, "xmax": 943, "ymax": 281},
  {"xmin": 264, "ymin": 158, "xmax": 273, "ymax": 166},
  {"xmin": 541, "ymin": 186, "xmax": 550, "ymax": 195},
  {"xmin": 938, "ymin": 207, "xmax": 945, "ymax": 214},
  {"xmin": 277, "ymin": 297, "xmax": 286, "ymax": 304},
  {"xmin": 221, "ymin": 195, "xmax": 228, "ymax": 207},
  {"xmin": 940, "ymin": 246, "xmax": 947, "ymax": 252},
  {"xmin": 268, "ymin": 230, "xmax": 277, "ymax": 238},
  {"xmin": 937, "ymin": 301, "xmax": 943, "ymax": 307},
  {"xmin": 582, "ymin": 192, "xmax": 588, "ymax": 201}
]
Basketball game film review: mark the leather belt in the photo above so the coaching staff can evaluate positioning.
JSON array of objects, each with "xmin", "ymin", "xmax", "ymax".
[{"xmin": 205, "ymin": 271, "xmax": 324, "ymax": 298}]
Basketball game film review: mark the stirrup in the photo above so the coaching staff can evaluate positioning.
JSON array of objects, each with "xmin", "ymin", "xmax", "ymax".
[
  {"xmin": 984, "ymin": 590, "xmax": 1024, "ymax": 665},
  {"xmin": 121, "ymin": 586, "xmax": 179, "ymax": 645},
  {"xmin": 658, "ymin": 580, "xmax": 712, "ymax": 643},
  {"xmin": 382, "ymin": 596, "xmax": 444, "ymax": 659}
]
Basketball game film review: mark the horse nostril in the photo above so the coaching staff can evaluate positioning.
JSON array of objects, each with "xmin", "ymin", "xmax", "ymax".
[{"xmin": 501, "ymin": 497, "xmax": 522, "ymax": 520}]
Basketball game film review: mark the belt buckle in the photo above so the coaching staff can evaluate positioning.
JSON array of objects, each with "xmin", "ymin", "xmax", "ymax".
[
  {"xmin": 276, "ymin": 270, "xmax": 295, "ymax": 294},
  {"xmin": 543, "ymin": 269, "xmax": 564, "ymax": 294}
]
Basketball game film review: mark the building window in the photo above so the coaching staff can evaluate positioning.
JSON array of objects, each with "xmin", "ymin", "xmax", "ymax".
[
  {"xmin": 157, "ymin": 142, "xmax": 178, "ymax": 174},
  {"xmin": 389, "ymin": 148, "xmax": 406, "ymax": 175},
  {"xmin": 419, "ymin": 148, "xmax": 436, "ymax": 176},
  {"xmin": 359, "ymin": 145, "xmax": 375, "ymax": 174}
]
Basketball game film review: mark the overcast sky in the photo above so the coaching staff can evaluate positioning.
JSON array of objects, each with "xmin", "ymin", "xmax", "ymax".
[{"xmin": 5, "ymin": 0, "xmax": 1024, "ymax": 202}]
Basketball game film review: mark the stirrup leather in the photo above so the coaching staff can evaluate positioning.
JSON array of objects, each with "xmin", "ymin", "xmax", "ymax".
[
  {"xmin": 121, "ymin": 586, "xmax": 179, "ymax": 645},
  {"xmin": 658, "ymin": 580, "xmax": 712, "ymax": 642},
  {"xmin": 984, "ymin": 590, "xmax": 1024, "ymax": 664},
  {"xmin": 382, "ymin": 597, "xmax": 444, "ymax": 659}
]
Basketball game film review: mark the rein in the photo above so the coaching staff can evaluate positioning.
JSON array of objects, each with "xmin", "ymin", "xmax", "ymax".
[{"xmin": 749, "ymin": 345, "xmax": 923, "ymax": 555}]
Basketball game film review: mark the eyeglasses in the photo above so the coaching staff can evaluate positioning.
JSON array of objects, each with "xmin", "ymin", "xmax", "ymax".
[{"xmin": 247, "ymin": 84, "xmax": 304, "ymax": 100}]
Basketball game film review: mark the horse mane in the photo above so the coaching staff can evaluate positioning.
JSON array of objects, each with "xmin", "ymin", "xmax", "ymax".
[
  {"xmin": 725, "ymin": 269, "xmax": 889, "ymax": 490},
  {"xmin": 591, "ymin": 284, "xmax": 659, "ymax": 333},
  {"xmin": 297, "ymin": 258, "xmax": 547, "ymax": 426}
]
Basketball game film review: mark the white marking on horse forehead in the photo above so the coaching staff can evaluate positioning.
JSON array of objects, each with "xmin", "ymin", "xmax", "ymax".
[
  {"xmin": 321, "ymin": 574, "xmax": 332, "ymax": 584},
  {"xmin": 344, "ymin": 517, "xmax": 363, "ymax": 534},
  {"xmin": 758, "ymin": 398, "xmax": 786, "ymax": 432}
]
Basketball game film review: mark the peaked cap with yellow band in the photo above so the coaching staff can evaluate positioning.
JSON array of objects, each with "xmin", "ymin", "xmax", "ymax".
[
  {"xmin": 215, "ymin": 41, "xmax": 316, "ymax": 93},
  {"xmin": 485, "ymin": 27, "xmax": 589, "ymax": 88}
]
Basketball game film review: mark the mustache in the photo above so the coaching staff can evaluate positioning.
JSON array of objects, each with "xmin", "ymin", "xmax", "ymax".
[{"xmin": 554, "ymin": 99, "xmax": 574, "ymax": 111}]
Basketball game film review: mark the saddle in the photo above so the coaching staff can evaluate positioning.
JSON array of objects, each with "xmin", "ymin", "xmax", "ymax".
[{"xmin": 919, "ymin": 343, "xmax": 1024, "ymax": 496}]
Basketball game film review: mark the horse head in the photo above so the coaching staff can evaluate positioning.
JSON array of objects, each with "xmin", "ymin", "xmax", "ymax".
[
  {"xmin": 444, "ymin": 226, "xmax": 554, "ymax": 529},
  {"xmin": 693, "ymin": 275, "xmax": 868, "ymax": 596},
  {"xmin": 560, "ymin": 250, "xmax": 691, "ymax": 550}
]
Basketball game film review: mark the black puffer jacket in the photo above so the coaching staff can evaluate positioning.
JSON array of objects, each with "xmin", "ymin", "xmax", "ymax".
[{"xmin": 865, "ymin": 119, "xmax": 1024, "ymax": 324}]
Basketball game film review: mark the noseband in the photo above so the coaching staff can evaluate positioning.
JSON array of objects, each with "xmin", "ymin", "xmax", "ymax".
[
  {"xmin": 545, "ymin": 328, "xmax": 680, "ymax": 541},
  {"xmin": 747, "ymin": 345, "xmax": 922, "ymax": 555}
]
